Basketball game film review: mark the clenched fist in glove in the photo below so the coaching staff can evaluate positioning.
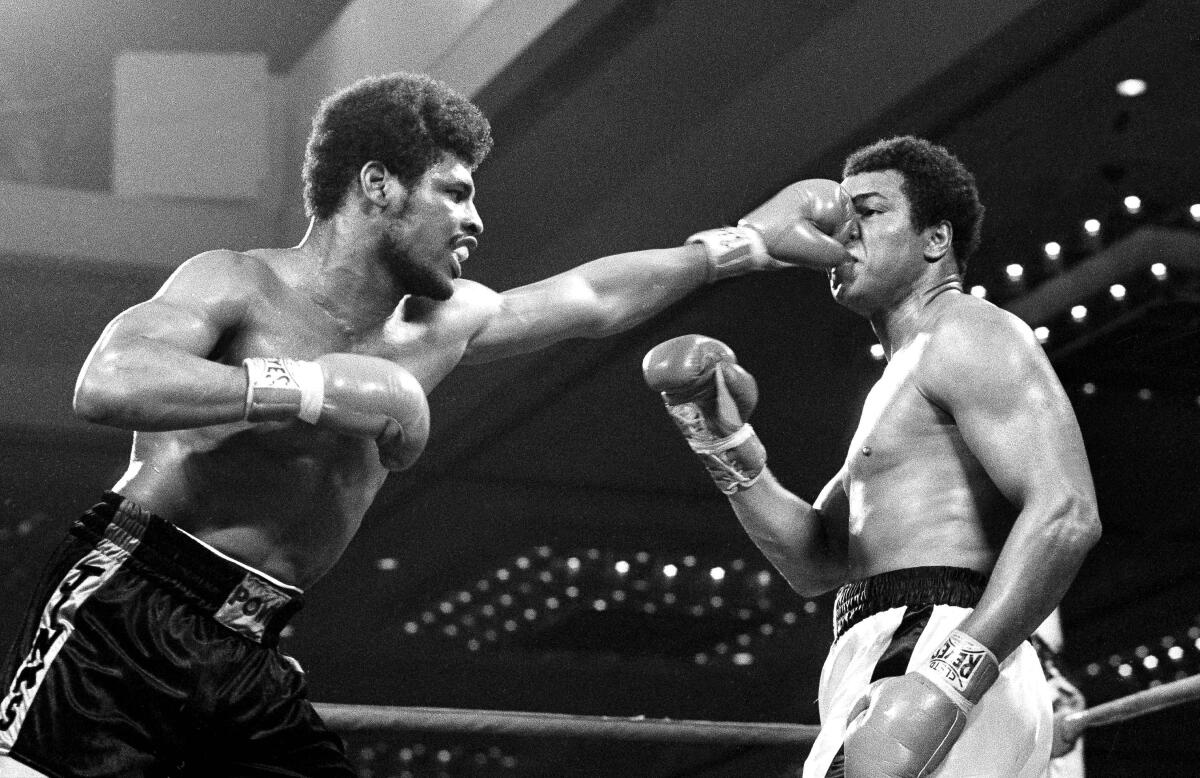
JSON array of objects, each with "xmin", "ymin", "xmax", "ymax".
[
  {"xmin": 688, "ymin": 178, "xmax": 855, "ymax": 281},
  {"xmin": 642, "ymin": 335, "xmax": 766, "ymax": 494},
  {"xmin": 243, "ymin": 354, "xmax": 430, "ymax": 471},
  {"xmin": 844, "ymin": 629, "xmax": 1002, "ymax": 777}
]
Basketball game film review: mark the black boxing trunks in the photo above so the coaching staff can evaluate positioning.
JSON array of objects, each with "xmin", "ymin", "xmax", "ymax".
[{"xmin": 0, "ymin": 493, "xmax": 354, "ymax": 777}]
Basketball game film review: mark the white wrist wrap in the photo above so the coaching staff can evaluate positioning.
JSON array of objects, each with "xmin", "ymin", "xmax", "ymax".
[
  {"xmin": 686, "ymin": 422, "xmax": 757, "ymax": 456},
  {"xmin": 688, "ymin": 423, "xmax": 766, "ymax": 495},
  {"xmin": 916, "ymin": 629, "xmax": 1001, "ymax": 712},
  {"xmin": 243, "ymin": 357, "xmax": 325, "ymax": 424},
  {"xmin": 686, "ymin": 226, "xmax": 769, "ymax": 282}
]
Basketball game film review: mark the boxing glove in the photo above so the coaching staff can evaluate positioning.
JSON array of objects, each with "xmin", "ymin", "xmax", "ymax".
[
  {"xmin": 844, "ymin": 629, "xmax": 1001, "ymax": 777},
  {"xmin": 243, "ymin": 354, "xmax": 430, "ymax": 471},
  {"xmin": 642, "ymin": 335, "xmax": 766, "ymax": 494},
  {"xmin": 689, "ymin": 179, "xmax": 855, "ymax": 280}
]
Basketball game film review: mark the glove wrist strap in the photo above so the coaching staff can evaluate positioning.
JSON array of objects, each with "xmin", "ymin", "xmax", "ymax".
[
  {"xmin": 690, "ymin": 423, "xmax": 767, "ymax": 495},
  {"xmin": 687, "ymin": 226, "xmax": 768, "ymax": 282},
  {"xmin": 916, "ymin": 629, "xmax": 1001, "ymax": 711},
  {"xmin": 244, "ymin": 357, "xmax": 324, "ymax": 423}
]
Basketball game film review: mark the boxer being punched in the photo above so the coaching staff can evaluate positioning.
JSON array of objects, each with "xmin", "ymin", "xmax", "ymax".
[
  {"xmin": 0, "ymin": 72, "xmax": 855, "ymax": 778},
  {"xmin": 646, "ymin": 136, "xmax": 1100, "ymax": 777}
]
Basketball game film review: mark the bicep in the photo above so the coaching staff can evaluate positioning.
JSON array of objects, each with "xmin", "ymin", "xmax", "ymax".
[
  {"xmin": 929, "ymin": 324, "xmax": 1094, "ymax": 509},
  {"xmin": 93, "ymin": 254, "xmax": 249, "ymax": 359},
  {"xmin": 461, "ymin": 273, "xmax": 601, "ymax": 364}
]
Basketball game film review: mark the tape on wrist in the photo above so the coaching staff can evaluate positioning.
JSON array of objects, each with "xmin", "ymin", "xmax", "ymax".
[
  {"xmin": 687, "ymin": 422, "xmax": 756, "ymax": 455},
  {"xmin": 686, "ymin": 226, "xmax": 768, "ymax": 282},
  {"xmin": 665, "ymin": 399, "xmax": 728, "ymax": 444},
  {"xmin": 916, "ymin": 629, "xmax": 1001, "ymax": 711},
  {"xmin": 690, "ymin": 424, "xmax": 766, "ymax": 495},
  {"xmin": 243, "ymin": 357, "xmax": 325, "ymax": 423}
]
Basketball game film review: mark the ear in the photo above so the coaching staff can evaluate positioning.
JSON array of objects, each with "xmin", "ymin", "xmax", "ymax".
[
  {"xmin": 923, "ymin": 221, "xmax": 953, "ymax": 264},
  {"xmin": 358, "ymin": 161, "xmax": 397, "ymax": 209}
]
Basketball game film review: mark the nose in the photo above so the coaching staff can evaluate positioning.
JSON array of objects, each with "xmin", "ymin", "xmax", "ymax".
[
  {"xmin": 463, "ymin": 201, "xmax": 483, "ymax": 236},
  {"xmin": 843, "ymin": 218, "xmax": 861, "ymax": 244}
]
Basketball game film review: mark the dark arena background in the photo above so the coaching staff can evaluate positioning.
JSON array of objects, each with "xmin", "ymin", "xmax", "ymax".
[{"xmin": 2, "ymin": 1, "xmax": 1198, "ymax": 775}]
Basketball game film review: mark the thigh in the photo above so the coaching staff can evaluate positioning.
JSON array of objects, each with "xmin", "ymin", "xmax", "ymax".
[
  {"xmin": 931, "ymin": 632, "xmax": 1054, "ymax": 777},
  {"xmin": 182, "ymin": 650, "xmax": 354, "ymax": 778},
  {"xmin": 0, "ymin": 538, "xmax": 187, "ymax": 777}
]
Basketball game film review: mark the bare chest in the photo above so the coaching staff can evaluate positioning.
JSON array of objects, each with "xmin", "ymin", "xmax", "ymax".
[
  {"xmin": 846, "ymin": 337, "xmax": 958, "ymax": 479},
  {"xmin": 227, "ymin": 296, "xmax": 469, "ymax": 392}
]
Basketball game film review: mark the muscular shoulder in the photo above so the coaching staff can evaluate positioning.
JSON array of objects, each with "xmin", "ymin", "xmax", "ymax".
[
  {"xmin": 916, "ymin": 293, "xmax": 1046, "ymax": 407},
  {"xmin": 164, "ymin": 249, "xmax": 280, "ymax": 298},
  {"xmin": 406, "ymin": 278, "xmax": 502, "ymax": 332}
]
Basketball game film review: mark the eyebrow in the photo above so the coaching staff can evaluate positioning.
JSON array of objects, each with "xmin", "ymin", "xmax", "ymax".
[
  {"xmin": 441, "ymin": 175, "xmax": 474, "ymax": 194},
  {"xmin": 851, "ymin": 192, "xmax": 885, "ymax": 205}
]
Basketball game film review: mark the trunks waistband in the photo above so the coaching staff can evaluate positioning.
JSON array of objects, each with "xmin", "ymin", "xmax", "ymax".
[
  {"xmin": 832, "ymin": 566, "xmax": 988, "ymax": 643},
  {"xmin": 70, "ymin": 492, "xmax": 304, "ymax": 646}
]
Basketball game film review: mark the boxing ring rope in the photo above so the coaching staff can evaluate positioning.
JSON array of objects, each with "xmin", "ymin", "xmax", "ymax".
[
  {"xmin": 315, "ymin": 673, "xmax": 1200, "ymax": 749},
  {"xmin": 1056, "ymin": 672, "xmax": 1200, "ymax": 745},
  {"xmin": 312, "ymin": 703, "xmax": 819, "ymax": 746}
]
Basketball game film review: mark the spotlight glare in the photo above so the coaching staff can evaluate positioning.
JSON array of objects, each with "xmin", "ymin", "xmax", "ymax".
[
  {"xmin": 1083, "ymin": 218, "xmax": 1102, "ymax": 237},
  {"xmin": 1190, "ymin": 203, "xmax": 1200, "ymax": 222},
  {"xmin": 614, "ymin": 560, "xmax": 630, "ymax": 575},
  {"xmin": 1115, "ymin": 78, "xmax": 1147, "ymax": 98},
  {"xmin": 1005, "ymin": 263, "xmax": 1024, "ymax": 281},
  {"xmin": 970, "ymin": 285, "xmax": 987, "ymax": 299},
  {"xmin": 1151, "ymin": 262, "xmax": 1168, "ymax": 280},
  {"xmin": 1043, "ymin": 241, "xmax": 1062, "ymax": 260},
  {"xmin": 1109, "ymin": 283, "xmax": 1127, "ymax": 301},
  {"xmin": 1033, "ymin": 326, "xmax": 1050, "ymax": 344},
  {"xmin": 1070, "ymin": 305, "xmax": 1088, "ymax": 322},
  {"xmin": 709, "ymin": 566, "xmax": 726, "ymax": 582},
  {"xmin": 869, "ymin": 343, "xmax": 885, "ymax": 361},
  {"xmin": 662, "ymin": 564, "xmax": 678, "ymax": 578},
  {"xmin": 1123, "ymin": 195, "xmax": 1142, "ymax": 215}
]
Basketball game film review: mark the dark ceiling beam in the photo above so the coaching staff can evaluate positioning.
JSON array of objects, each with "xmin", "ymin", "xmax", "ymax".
[{"xmin": 1004, "ymin": 226, "xmax": 1200, "ymax": 326}]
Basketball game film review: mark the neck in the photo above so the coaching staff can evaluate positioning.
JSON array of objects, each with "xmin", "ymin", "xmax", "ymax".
[
  {"xmin": 870, "ymin": 273, "xmax": 963, "ymax": 358},
  {"xmin": 296, "ymin": 216, "xmax": 405, "ymax": 337}
]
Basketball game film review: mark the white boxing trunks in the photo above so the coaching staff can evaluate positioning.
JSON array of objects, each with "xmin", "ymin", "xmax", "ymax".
[{"xmin": 804, "ymin": 566, "xmax": 1054, "ymax": 778}]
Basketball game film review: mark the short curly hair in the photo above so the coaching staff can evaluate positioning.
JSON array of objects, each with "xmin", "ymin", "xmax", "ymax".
[
  {"xmin": 302, "ymin": 72, "xmax": 494, "ymax": 219},
  {"xmin": 842, "ymin": 136, "xmax": 984, "ymax": 273}
]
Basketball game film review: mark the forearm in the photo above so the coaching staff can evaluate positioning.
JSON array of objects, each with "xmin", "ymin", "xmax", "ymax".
[
  {"xmin": 75, "ymin": 345, "xmax": 246, "ymax": 430},
  {"xmin": 729, "ymin": 468, "xmax": 847, "ymax": 597},
  {"xmin": 958, "ymin": 494, "xmax": 1101, "ymax": 660},
  {"xmin": 573, "ymin": 244, "xmax": 710, "ymax": 338}
]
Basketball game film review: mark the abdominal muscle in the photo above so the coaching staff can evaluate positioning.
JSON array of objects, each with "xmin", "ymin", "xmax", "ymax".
[
  {"xmin": 844, "ymin": 448, "xmax": 1014, "ymax": 582},
  {"xmin": 112, "ymin": 422, "xmax": 389, "ymax": 589}
]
